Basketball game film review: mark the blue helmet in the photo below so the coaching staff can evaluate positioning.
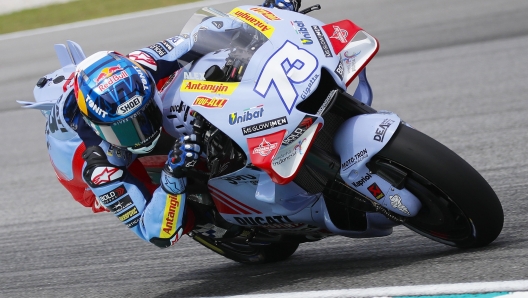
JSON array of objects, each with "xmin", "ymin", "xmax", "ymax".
[
  {"xmin": 262, "ymin": 0, "xmax": 300, "ymax": 11},
  {"xmin": 75, "ymin": 51, "xmax": 162, "ymax": 154}
]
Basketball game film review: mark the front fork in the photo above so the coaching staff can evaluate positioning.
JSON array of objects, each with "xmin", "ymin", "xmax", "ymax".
[{"xmin": 333, "ymin": 113, "xmax": 423, "ymax": 218}]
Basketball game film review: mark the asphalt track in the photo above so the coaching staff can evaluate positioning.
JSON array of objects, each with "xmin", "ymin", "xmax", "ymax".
[{"xmin": 1, "ymin": 0, "xmax": 528, "ymax": 297}]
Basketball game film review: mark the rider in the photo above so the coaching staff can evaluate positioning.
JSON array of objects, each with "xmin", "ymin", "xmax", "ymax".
[{"xmin": 48, "ymin": 0, "xmax": 302, "ymax": 248}]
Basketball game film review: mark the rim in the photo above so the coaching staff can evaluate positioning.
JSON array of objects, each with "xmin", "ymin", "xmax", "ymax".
[
  {"xmin": 372, "ymin": 158, "xmax": 475, "ymax": 247},
  {"xmin": 402, "ymin": 170, "xmax": 475, "ymax": 246}
]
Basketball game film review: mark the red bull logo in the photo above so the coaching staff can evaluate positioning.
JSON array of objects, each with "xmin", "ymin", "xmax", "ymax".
[
  {"xmin": 96, "ymin": 66, "xmax": 129, "ymax": 92},
  {"xmin": 96, "ymin": 66, "xmax": 123, "ymax": 83}
]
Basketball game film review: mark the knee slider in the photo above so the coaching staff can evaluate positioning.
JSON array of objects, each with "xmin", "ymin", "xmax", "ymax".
[{"xmin": 82, "ymin": 146, "xmax": 124, "ymax": 188}]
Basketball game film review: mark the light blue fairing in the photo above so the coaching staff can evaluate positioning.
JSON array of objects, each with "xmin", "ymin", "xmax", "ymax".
[
  {"xmin": 164, "ymin": 6, "xmax": 420, "ymax": 238},
  {"xmin": 353, "ymin": 68, "xmax": 373, "ymax": 106}
]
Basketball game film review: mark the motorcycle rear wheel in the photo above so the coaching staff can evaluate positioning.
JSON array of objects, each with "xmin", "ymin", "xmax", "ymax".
[
  {"xmin": 372, "ymin": 124, "xmax": 503, "ymax": 248},
  {"xmin": 192, "ymin": 234, "xmax": 300, "ymax": 264}
]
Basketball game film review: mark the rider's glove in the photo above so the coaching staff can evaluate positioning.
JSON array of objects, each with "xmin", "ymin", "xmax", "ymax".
[
  {"xmin": 262, "ymin": 0, "xmax": 301, "ymax": 12},
  {"xmin": 165, "ymin": 134, "xmax": 201, "ymax": 178},
  {"xmin": 161, "ymin": 135, "xmax": 201, "ymax": 194}
]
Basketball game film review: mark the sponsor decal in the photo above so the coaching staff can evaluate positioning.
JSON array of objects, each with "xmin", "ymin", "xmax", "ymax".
[
  {"xmin": 81, "ymin": 94, "xmax": 108, "ymax": 118},
  {"xmin": 322, "ymin": 20, "xmax": 362, "ymax": 54},
  {"xmin": 161, "ymin": 194, "xmax": 182, "ymax": 236},
  {"xmin": 293, "ymin": 138, "xmax": 306, "ymax": 155},
  {"xmin": 91, "ymin": 167, "xmax": 123, "ymax": 185},
  {"xmin": 133, "ymin": 65, "xmax": 150, "ymax": 91},
  {"xmin": 168, "ymin": 36, "xmax": 185, "ymax": 46},
  {"xmin": 99, "ymin": 185, "xmax": 126, "ymax": 205},
  {"xmin": 109, "ymin": 195, "xmax": 134, "ymax": 213},
  {"xmin": 329, "ymin": 25, "xmax": 348, "ymax": 43},
  {"xmin": 230, "ymin": 8, "xmax": 275, "ymax": 38},
  {"xmin": 317, "ymin": 89, "xmax": 337, "ymax": 116},
  {"xmin": 282, "ymin": 115, "xmax": 317, "ymax": 146},
  {"xmin": 249, "ymin": 7, "xmax": 281, "ymax": 21},
  {"xmin": 160, "ymin": 40, "xmax": 174, "ymax": 51},
  {"xmin": 334, "ymin": 61, "xmax": 344, "ymax": 81},
  {"xmin": 192, "ymin": 96, "xmax": 228, "ymax": 108},
  {"xmin": 148, "ymin": 43, "xmax": 167, "ymax": 57},
  {"xmin": 291, "ymin": 21, "xmax": 313, "ymax": 45},
  {"xmin": 128, "ymin": 51, "xmax": 157, "ymax": 71},
  {"xmin": 390, "ymin": 194, "xmax": 410, "ymax": 215},
  {"xmin": 374, "ymin": 118, "xmax": 396, "ymax": 142},
  {"xmin": 343, "ymin": 50, "xmax": 360, "ymax": 73},
  {"xmin": 230, "ymin": 105, "xmax": 264, "ymax": 125},
  {"xmin": 352, "ymin": 173, "xmax": 372, "ymax": 188},
  {"xmin": 254, "ymin": 41, "xmax": 319, "ymax": 114},
  {"xmin": 221, "ymin": 174, "xmax": 258, "ymax": 185},
  {"xmin": 242, "ymin": 116, "xmax": 288, "ymax": 136},
  {"xmin": 184, "ymin": 72, "xmax": 206, "ymax": 81},
  {"xmin": 312, "ymin": 25, "xmax": 333, "ymax": 58},
  {"xmin": 341, "ymin": 148, "xmax": 369, "ymax": 171},
  {"xmin": 367, "ymin": 183, "xmax": 385, "ymax": 200},
  {"xmin": 247, "ymin": 130, "xmax": 286, "ymax": 174},
  {"xmin": 95, "ymin": 65, "xmax": 124, "ymax": 84},
  {"xmin": 185, "ymin": 160, "xmax": 197, "ymax": 168},
  {"xmin": 169, "ymin": 101, "xmax": 189, "ymax": 114},
  {"xmin": 126, "ymin": 217, "xmax": 141, "ymax": 229},
  {"xmin": 118, "ymin": 206, "xmax": 139, "ymax": 222},
  {"xmin": 272, "ymin": 147, "xmax": 298, "ymax": 166},
  {"xmin": 212, "ymin": 21, "xmax": 224, "ymax": 29},
  {"xmin": 252, "ymin": 138, "xmax": 279, "ymax": 157},
  {"xmin": 117, "ymin": 95, "xmax": 143, "ymax": 116},
  {"xmin": 234, "ymin": 215, "xmax": 294, "ymax": 226},
  {"xmin": 96, "ymin": 70, "xmax": 130, "ymax": 94},
  {"xmin": 180, "ymin": 80, "xmax": 239, "ymax": 95},
  {"xmin": 300, "ymin": 74, "xmax": 320, "ymax": 100}
]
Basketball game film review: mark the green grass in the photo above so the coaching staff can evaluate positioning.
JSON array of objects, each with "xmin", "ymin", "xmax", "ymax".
[{"xmin": 0, "ymin": 0, "xmax": 199, "ymax": 35}]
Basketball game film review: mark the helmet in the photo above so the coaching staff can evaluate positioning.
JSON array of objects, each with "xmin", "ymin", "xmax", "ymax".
[{"xmin": 75, "ymin": 51, "xmax": 162, "ymax": 154}]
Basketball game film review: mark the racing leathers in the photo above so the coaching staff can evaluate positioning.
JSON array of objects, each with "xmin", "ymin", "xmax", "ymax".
[{"xmin": 77, "ymin": 16, "xmax": 254, "ymax": 248}]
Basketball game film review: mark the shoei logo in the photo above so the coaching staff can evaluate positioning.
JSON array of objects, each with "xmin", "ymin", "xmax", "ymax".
[
  {"xmin": 117, "ymin": 95, "xmax": 143, "ymax": 116},
  {"xmin": 181, "ymin": 80, "xmax": 239, "ymax": 95},
  {"xmin": 229, "ymin": 8, "xmax": 275, "ymax": 38},
  {"xmin": 249, "ymin": 7, "xmax": 282, "ymax": 21}
]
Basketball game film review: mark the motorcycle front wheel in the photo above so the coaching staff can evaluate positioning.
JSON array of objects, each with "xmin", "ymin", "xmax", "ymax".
[{"xmin": 371, "ymin": 124, "xmax": 503, "ymax": 248}]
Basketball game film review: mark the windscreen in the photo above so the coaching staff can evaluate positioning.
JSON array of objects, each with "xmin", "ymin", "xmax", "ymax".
[{"xmin": 178, "ymin": 7, "xmax": 269, "ymax": 82}]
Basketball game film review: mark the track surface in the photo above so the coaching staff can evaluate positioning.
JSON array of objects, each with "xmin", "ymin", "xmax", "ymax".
[{"xmin": 1, "ymin": 0, "xmax": 528, "ymax": 297}]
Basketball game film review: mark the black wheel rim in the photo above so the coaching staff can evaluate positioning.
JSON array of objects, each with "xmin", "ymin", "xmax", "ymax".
[{"xmin": 373, "ymin": 158, "xmax": 475, "ymax": 247}]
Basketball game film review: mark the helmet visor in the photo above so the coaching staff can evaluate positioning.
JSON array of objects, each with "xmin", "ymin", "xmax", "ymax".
[{"xmin": 85, "ymin": 98, "xmax": 162, "ymax": 149}]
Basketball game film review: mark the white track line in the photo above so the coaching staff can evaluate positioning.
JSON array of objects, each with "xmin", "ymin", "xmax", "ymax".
[
  {"xmin": 0, "ymin": 0, "xmax": 240, "ymax": 41},
  {"xmin": 207, "ymin": 280, "xmax": 528, "ymax": 298}
]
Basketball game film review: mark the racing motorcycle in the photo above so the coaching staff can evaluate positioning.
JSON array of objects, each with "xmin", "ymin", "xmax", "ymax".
[{"xmin": 25, "ymin": 4, "xmax": 503, "ymax": 264}]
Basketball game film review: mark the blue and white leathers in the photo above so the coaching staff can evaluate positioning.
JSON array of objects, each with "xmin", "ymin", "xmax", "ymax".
[{"xmin": 77, "ymin": 16, "xmax": 247, "ymax": 247}]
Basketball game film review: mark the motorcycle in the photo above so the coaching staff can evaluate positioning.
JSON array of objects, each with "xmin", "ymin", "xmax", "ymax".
[{"xmin": 23, "ymin": 4, "xmax": 503, "ymax": 264}]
